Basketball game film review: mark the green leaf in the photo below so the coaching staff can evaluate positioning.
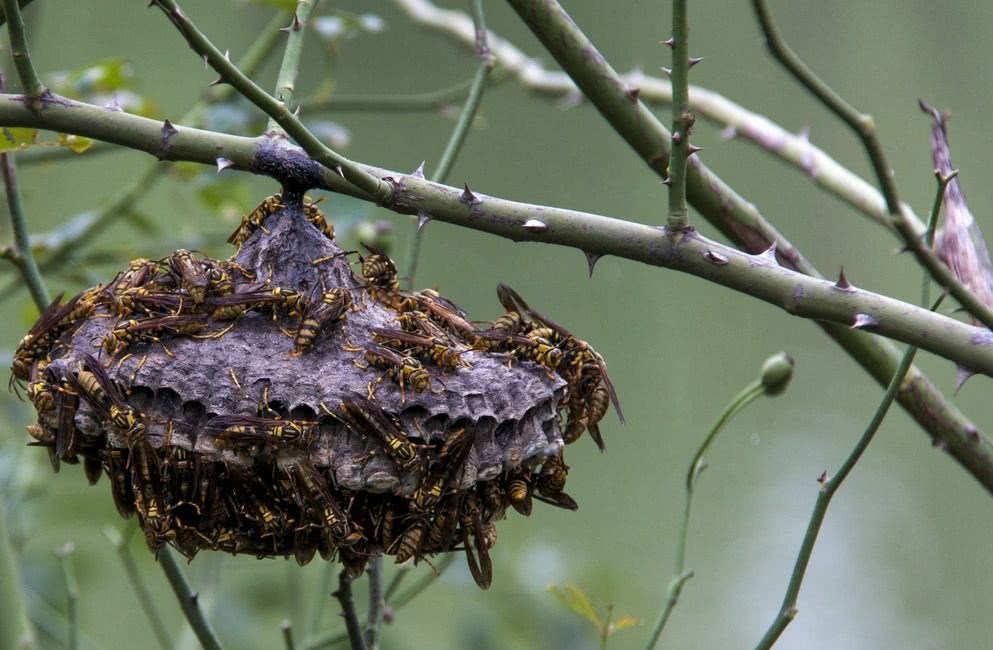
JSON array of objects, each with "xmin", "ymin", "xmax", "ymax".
[
  {"xmin": 57, "ymin": 133, "xmax": 93, "ymax": 154},
  {"xmin": 0, "ymin": 127, "xmax": 38, "ymax": 152},
  {"xmin": 548, "ymin": 584, "xmax": 602, "ymax": 630},
  {"xmin": 607, "ymin": 616, "xmax": 642, "ymax": 635}
]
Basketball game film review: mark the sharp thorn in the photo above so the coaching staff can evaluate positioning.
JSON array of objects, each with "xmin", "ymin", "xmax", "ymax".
[
  {"xmin": 416, "ymin": 213, "xmax": 431, "ymax": 231},
  {"xmin": 851, "ymin": 312, "xmax": 880, "ymax": 330},
  {"xmin": 662, "ymin": 37, "xmax": 675, "ymax": 48},
  {"xmin": 334, "ymin": 165, "xmax": 346, "ymax": 179},
  {"xmin": 459, "ymin": 183, "xmax": 481, "ymax": 205},
  {"xmin": 687, "ymin": 144, "xmax": 703, "ymax": 156},
  {"xmin": 412, "ymin": 161, "xmax": 426, "ymax": 179},
  {"xmin": 834, "ymin": 267, "xmax": 853, "ymax": 291},
  {"xmin": 215, "ymin": 157, "xmax": 235, "ymax": 173},
  {"xmin": 662, "ymin": 177, "xmax": 672, "ymax": 186},
  {"xmin": 688, "ymin": 56, "xmax": 704, "ymax": 68},
  {"xmin": 625, "ymin": 86, "xmax": 641, "ymax": 101},
  {"xmin": 522, "ymin": 219, "xmax": 548, "ymax": 233},
  {"xmin": 660, "ymin": 66, "xmax": 672, "ymax": 77},
  {"xmin": 208, "ymin": 76, "xmax": 225, "ymax": 87},
  {"xmin": 955, "ymin": 366, "xmax": 975, "ymax": 394},
  {"xmin": 759, "ymin": 242, "xmax": 778, "ymax": 263},
  {"xmin": 583, "ymin": 251, "xmax": 602, "ymax": 277}
]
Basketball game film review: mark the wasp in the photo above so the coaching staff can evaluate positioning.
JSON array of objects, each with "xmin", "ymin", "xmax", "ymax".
[
  {"xmin": 293, "ymin": 288, "xmax": 352, "ymax": 354},
  {"xmin": 25, "ymin": 423, "xmax": 60, "ymax": 473},
  {"xmin": 410, "ymin": 427, "xmax": 474, "ymax": 513},
  {"xmin": 208, "ymin": 415, "xmax": 314, "ymax": 449},
  {"xmin": 415, "ymin": 289, "xmax": 480, "ymax": 342},
  {"xmin": 476, "ymin": 331, "xmax": 563, "ymax": 371},
  {"xmin": 371, "ymin": 327, "xmax": 470, "ymax": 370},
  {"xmin": 131, "ymin": 442, "xmax": 170, "ymax": 548},
  {"xmin": 228, "ymin": 194, "xmax": 283, "ymax": 247},
  {"xmin": 425, "ymin": 495, "xmax": 461, "ymax": 553},
  {"xmin": 505, "ymin": 467, "xmax": 533, "ymax": 516},
  {"xmin": 459, "ymin": 492, "xmax": 493, "ymax": 589},
  {"xmin": 67, "ymin": 354, "xmax": 146, "ymax": 446},
  {"xmin": 45, "ymin": 366, "xmax": 81, "ymax": 467},
  {"xmin": 289, "ymin": 461, "xmax": 363, "ymax": 548},
  {"xmin": 359, "ymin": 243, "xmax": 416, "ymax": 311},
  {"xmin": 167, "ymin": 249, "xmax": 212, "ymax": 304},
  {"xmin": 103, "ymin": 447, "xmax": 135, "ymax": 518},
  {"xmin": 479, "ymin": 479, "xmax": 508, "ymax": 521},
  {"xmin": 102, "ymin": 314, "xmax": 209, "ymax": 355},
  {"xmin": 25, "ymin": 357, "xmax": 55, "ymax": 414},
  {"xmin": 303, "ymin": 197, "xmax": 335, "ymax": 241},
  {"xmin": 363, "ymin": 343, "xmax": 432, "ymax": 398},
  {"xmin": 534, "ymin": 452, "xmax": 578, "ymax": 511},
  {"xmin": 339, "ymin": 393, "xmax": 423, "ymax": 472},
  {"xmin": 11, "ymin": 292, "xmax": 84, "ymax": 385},
  {"xmin": 103, "ymin": 258, "xmax": 168, "ymax": 314}
]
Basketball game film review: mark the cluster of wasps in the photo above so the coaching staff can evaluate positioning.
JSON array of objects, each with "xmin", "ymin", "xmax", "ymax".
[{"xmin": 12, "ymin": 193, "xmax": 620, "ymax": 589}]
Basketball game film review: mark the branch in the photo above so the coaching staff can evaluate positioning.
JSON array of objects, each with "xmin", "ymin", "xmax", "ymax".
[
  {"xmin": 664, "ymin": 0, "xmax": 691, "ymax": 229},
  {"xmin": 750, "ymin": 0, "xmax": 993, "ymax": 332},
  {"xmin": 402, "ymin": 0, "xmax": 494, "ymax": 288},
  {"xmin": 3, "ymin": 90, "xmax": 993, "ymax": 491},
  {"xmin": 158, "ymin": 547, "xmax": 225, "ymax": 650},
  {"xmin": 333, "ymin": 570, "xmax": 367, "ymax": 650},
  {"xmin": 502, "ymin": 0, "xmax": 993, "ymax": 501},
  {"xmin": 149, "ymin": 0, "xmax": 390, "ymax": 202},
  {"xmin": 1, "ymin": 0, "xmax": 44, "ymax": 99},
  {"xmin": 364, "ymin": 555, "xmax": 384, "ymax": 650},
  {"xmin": 268, "ymin": 0, "xmax": 320, "ymax": 133},
  {"xmin": 1, "ymin": 148, "xmax": 49, "ymax": 310}
]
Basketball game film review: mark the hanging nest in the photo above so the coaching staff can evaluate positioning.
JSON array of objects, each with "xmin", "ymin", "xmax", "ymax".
[{"xmin": 11, "ymin": 192, "xmax": 621, "ymax": 588}]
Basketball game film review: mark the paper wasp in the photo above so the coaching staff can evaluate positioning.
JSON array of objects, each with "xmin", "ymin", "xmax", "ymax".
[
  {"xmin": 102, "ymin": 314, "xmax": 209, "ymax": 355},
  {"xmin": 288, "ymin": 461, "xmax": 363, "ymax": 548},
  {"xmin": 459, "ymin": 492, "xmax": 493, "ymax": 589},
  {"xmin": 371, "ymin": 327, "xmax": 470, "ymax": 370},
  {"xmin": 339, "ymin": 393, "xmax": 423, "ymax": 472},
  {"xmin": 362, "ymin": 343, "xmax": 432, "ymax": 397},
  {"xmin": 228, "ymin": 194, "xmax": 283, "ymax": 247},
  {"xmin": 293, "ymin": 287, "xmax": 352, "ymax": 354},
  {"xmin": 167, "ymin": 249, "xmax": 212, "ymax": 304},
  {"xmin": 11, "ymin": 292, "xmax": 85, "ymax": 384},
  {"xmin": 505, "ymin": 467, "xmax": 533, "ymax": 516},
  {"xmin": 207, "ymin": 415, "xmax": 315, "ymax": 449},
  {"xmin": 359, "ymin": 243, "xmax": 416, "ymax": 311},
  {"xmin": 414, "ymin": 289, "xmax": 480, "ymax": 342},
  {"xmin": 410, "ymin": 427, "xmax": 474, "ymax": 513},
  {"xmin": 534, "ymin": 452, "xmax": 578, "ymax": 511},
  {"xmin": 67, "ymin": 354, "xmax": 146, "ymax": 447}
]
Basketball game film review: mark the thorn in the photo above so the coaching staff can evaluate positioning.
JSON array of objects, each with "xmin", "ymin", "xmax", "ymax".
[
  {"xmin": 412, "ymin": 161, "xmax": 426, "ymax": 179},
  {"xmin": 583, "ymin": 251, "xmax": 602, "ymax": 277},
  {"xmin": 662, "ymin": 37, "xmax": 675, "ymax": 48},
  {"xmin": 459, "ymin": 183, "xmax": 481, "ymax": 205},
  {"xmin": 280, "ymin": 14, "xmax": 302, "ymax": 33},
  {"xmin": 208, "ymin": 76, "xmax": 225, "ymax": 87},
  {"xmin": 704, "ymin": 249, "xmax": 729, "ymax": 265},
  {"xmin": 833, "ymin": 267, "xmax": 854, "ymax": 291},
  {"xmin": 671, "ymin": 132, "xmax": 682, "ymax": 144},
  {"xmin": 954, "ymin": 366, "xmax": 975, "ymax": 394},
  {"xmin": 223, "ymin": 50, "xmax": 231, "ymax": 62},
  {"xmin": 522, "ymin": 219, "xmax": 548, "ymax": 233},
  {"xmin": 292, "ymin": 105, "xmax": 301, "ymax": 116},
  {"xmin": 334, "ymin": 165, "xmax": 345, "ymax": 179},
  {"xmin": 966, "ymin": 425, "xmax": 981, "ymax": 443},
  {"xmin": 687, "ymin": 144, "xmax": 703, "ymax": 156},
  {"xmin": 416, "ymin": 213, "xmax": 431, "ymax": 231},
  {"xmin": 661, "ymin": 177, "xmax": 672, "ymax": 186},
  {"xmin": 688, "ymin": 56, "xmax": 704, "ymax": 68},
  {"xmin": 215, "ymin": 157, "xmax": 235, "ymax": 173},
  {"xmin": 161, "ymin": 119, "xmax": 178, "ymax": 137},
  {"xmin": 660, "ymin": 66, "xmax": 672, "ymax": 77},
  {"xmin": 625, "ymin": 86, "xmax": 641, "ymax": 101},
  {"xmin": 817, "ymin": 471, "xmax": 828, "ymax": 484},
  {"xmin": 758, "ymin": 242, "xmax": 778, "ymax": 263},
  {"xmin": 851, "ymin": 312, "xmax": 879, "ymax": 330},
  {"xmin": 104, "ymin": 95, "xmax": 124, "ymax": 112}
]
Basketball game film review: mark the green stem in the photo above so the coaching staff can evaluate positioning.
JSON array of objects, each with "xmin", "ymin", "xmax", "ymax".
[
  {"xmin": 665, "ymin": 0, "xmax": 690, "ymax": 229},
  {"xmin": 402, "ymin": 0, "xmax": 493, "ymax": 289},
  {"xmin": 105, "ymin": 526, "xmax": 172, "ymax": 650},
  {"xmin": 749, "ymin": 0, "xmax": 993, "ymax": 331},
  {"xmin": 1, "ymin": 150, "xmax": 49, "ymax": 310},
  {"xmin": 150, "ymin": 0, "xmax": 389, "ymax": 202},
  {"xmin": 158, "ymin": 547, "xmax": 225, "ymax": 650},
  {"xmin": 282, "ymin": 620, "xmax": 296, "ymax": 650},
  {"xmin": 0, "ymin": 0, "xmax": 34, "ymax": 28},
  {"xmin": 364, "ymin": 555, "xmax": 384, "ymax": 650},
  {"xmin": 299, "ymin": 76, "xmax": 494, "ymax": 113},
  {"xmin": 0, "ymin": 499, "xmax": 36, "ymax": 650},
  {"xmin": 1, "ymin": 0, "xmax": 44, "ymax": 98},
  {"xmin": 268, "ymin": 0, "xmax": 321, "ymax": 133},
  {"xmin": 646, "ymin": 382, "xmax": 764, "ymax": 649},
  {"xmin": 333, "ymin": 570, "xmax": 367, "ymax": 650},
  {"xmin": 54, "ymin": 543, "xmax": 80, "ymax": 650}
]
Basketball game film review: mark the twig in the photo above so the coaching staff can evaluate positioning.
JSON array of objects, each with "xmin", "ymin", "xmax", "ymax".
[
  {"xmin": 648, "ymin": 353, "xmax": 793, "ymax": 649},
  {"xmin": 753, "ymin": 172, "xmax": 953, "ymax": 649},
  {"xmin": 158, "ymin": 546, "xmax": 225, "ymax": 650},
  {"xmin": 299, "ymin": 77, "xmax": 499, "ymax": 113},
  {"xmin": 268, "ymin": 0, "xmax": 321, "ymax": 133},
  {"xmin": 1, "ymin": 0, "xmax": 44, "ymax": 99},
  {"xmin": 1, "ymin": 148, "xmax": 49, "ymax": 310},
  {"xmin": 0, "ymin": 498, "xmax": 36, "ymax": 650},
  {"xmin": 665, "ymin": 0, "xmax": 691, "ymax": 229},
  {"xmin": 402, "ymin": 0, "xmax": 493, "ymax": 288},
  {"xmin": 364, "ymin": 554, "xmax": 384, "ymax": 650},
  {"xmin": 105, "ymin": 526, "xmax": 171, "ymax": 650},
  {"xmin": 0, "ymin": 0, "xmax": 34, "ymax": 28},
  {"xmin": 282, "ymin": 620, "xmax": 296, "ymax": 650},
  {"xmin": 500, "ymin": 0, "xmax": 991, "ymax": 508},
  {"xmin": 750, "ymin": 0, "xmax": 993, "ymax": 332},
  {"xmin": 333, "ymin": 570, "xmax": 367, "ymax": 650},
  {"xmin": 53, "ymin": 543, "xmax": 80, "ymax": 650},
  {"xmin": 149, "ymin": 0, "xmax": 390, "ymax": 203}
]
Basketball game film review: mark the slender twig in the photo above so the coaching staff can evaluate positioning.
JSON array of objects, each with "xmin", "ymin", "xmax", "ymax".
[
  {"xmin": 665, "ymin": 0, "xmax": 690, "ymax": 229},
  {"xmin": 299, "ymin": 76, "xmax": 502, "ymax": 113},
  {"xmin": 268, "ymin": 0, "xmax": 320, "ymax": 133},
  {"xmin": 402, "ymin": 0, "xmax": 493, "ymax": 288},
  {"xmin": 754, "ymin": 173, "xmax": 953, "ymax": 649},
  {"xmin": 750, "ymin": 0, "xmax": 993, "ymax": 332},
  {"xmin": 1, "ymin": 0, "xmax": 44, "ymax": 99},
  {"xmin": 1, "ymin": 149, "xmax": 49, "ymax": 310},
  {"xmin": 53, "ymin": 543, "xmax": 80, "ymax": 650},
  {"xmin": 306, "ymin": 565, "xmax": 335, "ymax": 636},
  {"xmin": 105, "ymin": 527, "xmax": 172, "ymax": 650},
  {"xmin": 149, "ymin": 0, "xmax": 390, "ymax": 203},
  {"xmin": 0, "ymin": 0, "xmax": 34, "ymax": 28},
  {"xmin": 501, "ymin": 0, "xmax": 991, "ymax": 506},
  {"xmin": 282, "ymin": 620, "xmax": 296, "ymax": 650},
  {"xmin": 646, "ymin": 380, "xmax": 766, "ymax": 648},
  {"xmin": 364, "ymin": 554, "xmax": 384, "ymax": 650},
  {"xmin": 0, "ymin": 498, "xmax": 36, "ymax": 650},
  {"xmin": 158, "ymin": 547, "xmax": 225, "ymax": 650},
  {"xmin": 333, "ymin": 570, "xmax": 367, "ymax": 650}
]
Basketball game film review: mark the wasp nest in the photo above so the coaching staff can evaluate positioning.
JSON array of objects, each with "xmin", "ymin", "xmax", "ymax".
[{"xmin": 13, "ymin": 193, "xmax": 621, "ymax": 588}]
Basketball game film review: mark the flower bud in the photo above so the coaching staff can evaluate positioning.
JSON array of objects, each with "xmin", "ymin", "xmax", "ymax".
[{"xmin": 760, "ymin": 352, "xmax": 794, "ymax": 396}]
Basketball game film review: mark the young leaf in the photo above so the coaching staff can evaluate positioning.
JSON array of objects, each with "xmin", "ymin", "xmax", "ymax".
[
  {"xmin": 0, "ymin": 127, "xmax": 38, "ymax": 152},
  {"xmin": 548, "ymin": 584, "xmax": 602, "ymax": 630}
]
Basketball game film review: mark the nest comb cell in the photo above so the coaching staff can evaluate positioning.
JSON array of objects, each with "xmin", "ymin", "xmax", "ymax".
[{"xmin": 13, "ymin": 192, "xmax": 621, "ymax": 588}]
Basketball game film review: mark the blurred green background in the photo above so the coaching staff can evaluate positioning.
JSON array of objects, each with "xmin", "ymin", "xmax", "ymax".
[{"xmin": 3, "ymin": 1, "xmax": 993, "ymax": 648}]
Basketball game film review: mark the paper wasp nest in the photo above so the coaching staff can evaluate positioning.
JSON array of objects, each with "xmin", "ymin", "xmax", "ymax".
[{"xmin": 13, "ymin": 193, "xmax": 620, "ymax": 588}]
